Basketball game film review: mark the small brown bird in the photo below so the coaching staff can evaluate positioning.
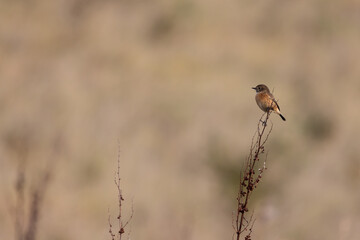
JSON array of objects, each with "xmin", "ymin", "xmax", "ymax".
[{"xmin": 252, "ymin": 84, "xmax": 286, "ymax": 121}]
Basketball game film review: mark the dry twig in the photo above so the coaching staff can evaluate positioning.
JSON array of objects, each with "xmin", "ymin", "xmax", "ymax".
[
  {"xmin": 11, "ymin": 135, "xmax": 61, "ymax": 240},
  {"xmin": 233, "ymin": 112, "xmax": 273, "ymax": 240},
  {"xmin": 108, "ymin": 144, "xmax": 133, "ymax": 240}
]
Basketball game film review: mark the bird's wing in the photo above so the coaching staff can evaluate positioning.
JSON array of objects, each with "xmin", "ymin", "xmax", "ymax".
[
  {"xmin": 273, "ymin": 99, "xmax": 280, "ymax": 111},
  {"xmin": 268, "ymin": 93, "xmax": 280, "ymax": 110}
]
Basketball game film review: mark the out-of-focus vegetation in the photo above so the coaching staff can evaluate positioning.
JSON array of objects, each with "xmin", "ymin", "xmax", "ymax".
[{"xmin": 0, "ymin": 0, "xmax": 360, "ymax": 240}]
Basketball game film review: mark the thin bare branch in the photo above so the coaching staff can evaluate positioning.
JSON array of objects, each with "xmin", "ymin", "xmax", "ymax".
[
  {"xmin": 14, "ymin": 162, "xmax": 25, "ymax": 240},
  {"xmin": 108, "ymin": 142, "xmax": 133, "ymax": 240},
  {"xmin": 234, "ymin": 112, "xmax": 273, "ymax": 240},
  {"xmin": 108, "ymin": 209, "xmax": 116, "ymax": 240},
  {"xmin": 123, "ymin": 199, "xmax": 134, "ymax": 229}
]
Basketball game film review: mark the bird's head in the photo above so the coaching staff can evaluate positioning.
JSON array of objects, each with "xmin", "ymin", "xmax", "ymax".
[{"xmin": 252, "ymin": 84, "xmax": 270, "ymax": 93}]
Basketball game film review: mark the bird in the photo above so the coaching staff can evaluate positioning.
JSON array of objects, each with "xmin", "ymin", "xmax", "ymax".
[{"xmin": 252, "ymin": 84, "xmax": 286, "ymax": 121}]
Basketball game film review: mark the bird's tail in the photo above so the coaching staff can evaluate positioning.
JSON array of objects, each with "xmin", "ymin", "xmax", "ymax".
[
  {"xmin": 274, "ymin": 109, "xmax": 286, "ymax": 121},
  {"xmin": 279, "ymin": 113, "xmax": 286, "ymax": 121}
]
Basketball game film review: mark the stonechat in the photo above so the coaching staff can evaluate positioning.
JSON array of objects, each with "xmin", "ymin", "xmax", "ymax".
[{"xmin": 252, "ymin": 84, "xmax": 286, "ymax": 121}]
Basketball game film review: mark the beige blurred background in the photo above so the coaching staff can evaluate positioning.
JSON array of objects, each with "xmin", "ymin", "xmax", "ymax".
[{"xmin": 1, "ymin": 0, "xmax": 360, "ymax": 239}]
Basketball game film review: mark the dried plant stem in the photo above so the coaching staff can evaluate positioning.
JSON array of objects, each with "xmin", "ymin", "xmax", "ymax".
[
  {"xmin": 233, "ymin": 112, "xmax": 273, "ymax": 240},
  {"xmin": 115, "ymin": 148, "xmax": 124, "ymax": 238},
  {"xmin": 24, "ymin": 161, "xmax": 52, "ymax": 240},
  {"xmin": 108, "ymin": 144, "xmax": 133, "ymax": 240},
  {"xmin": 13, "ymin": 151, "xmax": 57, "ymax": 240},
  {"xmin": 14, "ymin": 163, "xmax": 25, "ymax": 240}
]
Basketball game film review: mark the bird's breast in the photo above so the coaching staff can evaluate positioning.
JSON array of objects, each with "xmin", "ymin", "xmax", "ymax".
[{"xmin": 255, "ymin": 92, "xmax": 271, "ymax": 112}]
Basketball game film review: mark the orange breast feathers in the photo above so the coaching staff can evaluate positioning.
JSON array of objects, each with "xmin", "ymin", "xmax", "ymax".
[{"xmin": 255, "ymin": 92, "xmax": 279, "ymax": 112}]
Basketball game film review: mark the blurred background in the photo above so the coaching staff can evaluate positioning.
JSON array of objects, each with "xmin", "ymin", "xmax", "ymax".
[{"xmin": 1, "ymin": 0, "xmax": 360, "ymax": 239}]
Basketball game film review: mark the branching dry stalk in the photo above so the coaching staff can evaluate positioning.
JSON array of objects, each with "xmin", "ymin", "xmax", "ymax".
[
  {"xmin": 12, "ymin": 136, "xmax": 61, "ymax": 240},
  {"xmin": 14, "ymin": 162, "xmax": 25, "ymax": 240},
  {"xmin": 108, "ymin": 145, "xmax": 133, "ymax": 240},
  {"xmin": 233, "ymin": 112, "xmax": 273, "ymax": 240}
]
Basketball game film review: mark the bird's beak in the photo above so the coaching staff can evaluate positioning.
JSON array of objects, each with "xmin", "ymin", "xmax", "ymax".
[{"xmin": 252, "ymin": 87, "xmax": 256, "ymax": 90}]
